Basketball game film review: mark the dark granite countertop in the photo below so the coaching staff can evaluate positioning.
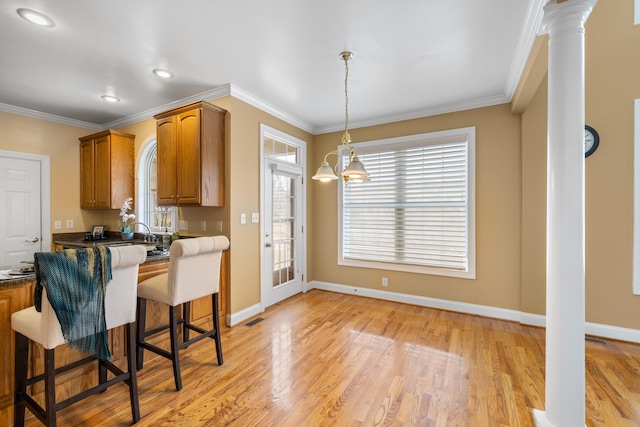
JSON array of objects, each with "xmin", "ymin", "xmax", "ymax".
[{"xmin": 1, "ymin": 233, "xmax": 170, "ymax": 287}]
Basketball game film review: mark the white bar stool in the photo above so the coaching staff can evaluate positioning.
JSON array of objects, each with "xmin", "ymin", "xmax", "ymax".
[
  {"xmin": 12, "ymin": 245, "xmax": 147, "ymax": 426},
  {"xmin": 136, "ymin": 236, "xmax": 229, "ymax": 391}
]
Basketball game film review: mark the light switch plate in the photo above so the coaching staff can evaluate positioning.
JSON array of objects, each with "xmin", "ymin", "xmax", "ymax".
[
  {"xmin": 66, "ymin": 220, "xmax": 74, "ymax": 229},
  {"xmin": 240, "ymin": 213, "xmax": 246, "ymax": 224},
  {"xmin": 251, "ymin": 213, "xmax": 259, "ymax": 223},
  {"xmin": 54, "ymin": 220, "xmax": 62, "ymax": 230},
  {"xmin": 179, "ymin": 220, "xmax": 188, "ymax": 230}
]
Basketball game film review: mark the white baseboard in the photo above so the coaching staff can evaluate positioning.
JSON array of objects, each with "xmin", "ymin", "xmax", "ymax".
[
  {"xmin": 227, "ymin": 303, "xmax": 262, "ymax": 327},
  {"xmin": 585, "ymin": 321, "xmax": 640, "ymax": 343},
  {"xmin": 310, "ymin": 279, "xmax": 521, "ymax": 319},
  {"xmin": 307, "ymin": 280, "xmax": 640, "ymax": 344},
  {"xmin": 520, "ymin": 312, "xmax": 546, "ymax": 327}
]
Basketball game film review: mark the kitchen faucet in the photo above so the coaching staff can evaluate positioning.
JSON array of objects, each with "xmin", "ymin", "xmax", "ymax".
[{"xmin": 131, "ymin": 222, "xmax": 156, "ymax": 243}]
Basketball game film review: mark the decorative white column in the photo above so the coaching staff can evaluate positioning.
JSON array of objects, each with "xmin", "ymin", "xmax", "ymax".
[{"xmin": 534, "ymin": 1, "xmax": 596, "ymax": 426}]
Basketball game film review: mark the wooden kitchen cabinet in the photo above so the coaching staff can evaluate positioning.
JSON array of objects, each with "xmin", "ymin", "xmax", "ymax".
[
  {"xmin": 79, "ymin": 129, "xmax": 135, "ymax": 209},
  {"xmin": 0, "ymin": 281, "xmax": 34, "ymax": 425},
  {"xmin": 154, "ymin": 101, "xmax": 226, "ymax": 206}
]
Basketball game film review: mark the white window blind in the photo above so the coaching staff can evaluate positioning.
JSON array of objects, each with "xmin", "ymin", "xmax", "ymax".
[{"xmin": 340, "ymin": 128, "xmax": 475, "ymax": 278}]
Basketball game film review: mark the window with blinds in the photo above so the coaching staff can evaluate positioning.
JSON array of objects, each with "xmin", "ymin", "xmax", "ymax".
[{"xmin": 339, "ymin": 127, "xmax": 476, "ymax": 279}]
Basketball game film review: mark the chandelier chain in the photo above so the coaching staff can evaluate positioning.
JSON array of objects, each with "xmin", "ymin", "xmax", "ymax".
[{"xmin": 344, "ymin": 55, "xmax": 349, "ymax": 134}]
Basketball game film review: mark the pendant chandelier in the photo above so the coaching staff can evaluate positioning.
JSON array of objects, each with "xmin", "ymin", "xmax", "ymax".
[{"xmin": 312, "ymin": 51, "xmax": 370, "ymax": 184}]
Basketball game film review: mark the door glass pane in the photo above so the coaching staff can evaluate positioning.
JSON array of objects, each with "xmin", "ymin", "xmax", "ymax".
[
  {"xmin": 264, "ymin": 137, "xmax": 298, "ymax": 164},
  {"xmin": 272, "ymin": 172, "xmax": 295, "ymax": 287}
]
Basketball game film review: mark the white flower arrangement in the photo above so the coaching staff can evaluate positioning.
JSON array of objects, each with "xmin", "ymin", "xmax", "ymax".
[{"xmin": 119, "ymin": 197, "xmax": 135, "ymax": 233}]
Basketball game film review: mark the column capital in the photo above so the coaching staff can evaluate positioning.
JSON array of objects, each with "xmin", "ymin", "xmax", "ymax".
[{"xmin": 539, "ymin": 0, "xmax": 597, "ymax": 36}]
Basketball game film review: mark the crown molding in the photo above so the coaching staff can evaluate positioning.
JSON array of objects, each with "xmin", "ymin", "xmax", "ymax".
[
  {"xmin": 314, "ymin": 94, "xmax": 510, "ymax": 135},
  {"xmin": 228, "ymin": 84, "xmax": 315, "ymax": 134},
  {"xmin": 0, "ymin": 102, "xmax": 102, "ymax": 131},
  {"xmin": 503, "ymin": 0, "xmax": 548, "ymax": 101}
]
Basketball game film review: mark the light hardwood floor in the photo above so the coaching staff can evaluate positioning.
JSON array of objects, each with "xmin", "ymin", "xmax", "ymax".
[{"xmin": 22, "ymin": 289, "xmax": 640, "ymax": 426}]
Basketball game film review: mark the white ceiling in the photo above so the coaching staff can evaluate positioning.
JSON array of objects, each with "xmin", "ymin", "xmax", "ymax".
[{"xmin": 0, "ymin": 1, "xmax": 545, "ymax": 135}]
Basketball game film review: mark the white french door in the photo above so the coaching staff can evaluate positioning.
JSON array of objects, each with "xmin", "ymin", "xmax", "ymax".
[
  {"xmin": 260, "ymin": 124, "xmax": 306, "ymax": 309},
  {"xmin": 261, "ymin": 160, "xmax": 304, "ymax": 308}
]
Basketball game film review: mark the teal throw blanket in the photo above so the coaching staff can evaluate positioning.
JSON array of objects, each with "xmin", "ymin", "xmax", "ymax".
[{"xmin": 34, "ymin": 246, "xmax": 112, "ymax": 360}]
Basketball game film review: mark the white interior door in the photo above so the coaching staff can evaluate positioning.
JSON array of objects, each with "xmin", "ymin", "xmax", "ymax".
[
  {"xmin": 261, "ymin": 160, "xmax": 304, "ymax": 308},
  {"xmin": 0, "ymin": 155, "xmax": 43, "ymax": 265}
]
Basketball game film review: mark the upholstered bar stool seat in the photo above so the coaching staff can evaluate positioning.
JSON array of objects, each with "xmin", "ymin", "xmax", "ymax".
[
  {"xmin": 12, "ymin": 245, "xmax": 147, "ymax": 427},
  {"xmin": 136, "ymin": 235, "xmax": 229, "ymax": 391}
]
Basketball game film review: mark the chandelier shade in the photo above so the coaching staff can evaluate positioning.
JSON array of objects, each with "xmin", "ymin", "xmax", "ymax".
[{"xmin": 312, "ymin": 161, "xmax": 339, "ymax": 182}]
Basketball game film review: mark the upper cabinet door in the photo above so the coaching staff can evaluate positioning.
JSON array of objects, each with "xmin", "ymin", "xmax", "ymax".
[
  {"xmin": 79, "ymin": 139, "xmax": 95, "ymax": 208},
  {"xmin": 156, "ymin": 116, "xmax": 178, "ymax": 205},
  {"xmin": 176, "ymin": 109, "xmax": 201, "ymax": 205},
  {"xmin": 93, "ymin": 135, "xmax": 111, "ymax": 208}
]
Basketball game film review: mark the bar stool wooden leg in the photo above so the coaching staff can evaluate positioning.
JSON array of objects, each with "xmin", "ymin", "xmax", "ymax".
[
  {"xmin": 136, "ymin": 297, "xmax": 147, "ymax": 371},
  {"xmin": 98, "ymin": 359, "xmax": 107, "ymax": 390},
  {"xmin": 13, "ymin": 332, "xmax": 28, "ymax": 427},
  {"xmin": 169, "ymin": 306, "xmax": 182, "ymax": 391},
  {"xmin": 212, "ymin": 293, "xmax": 223, "ymax": 365},
  {"xmin": 126, "ymin": 323, "xmax": 140, "ymax": 423},
  {"xmin": 182, "ymin": 302, "xmax": 190, "ymax": 343},
  {"xmin": 44, "ymin": 348, "xmax": 57, "ymax": 427}
]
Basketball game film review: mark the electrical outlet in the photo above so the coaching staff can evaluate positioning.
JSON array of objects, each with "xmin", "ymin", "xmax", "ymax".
[
  {"xmin": 54, "ymin": 220, "xmax": 62, "ymax": 230},
  {"xmin": 252, "ymin": 213, "xmax": 259, "ymax": 223},
  {"xmin": 200, "ymin": 220, "xmax": 206, "ymax": 231},
  {"xmin": 240, "ymin": 213, "xmax": 246, "ymax": 224},
  {"xmin": 66, "ymin": 220, "xmax": 74, "ymax": 229},
  {"xmin": 382, "ymin": 277, "xmax": 388, "ymax": 287},
  {"xmin": 179, "ymin": 220, "xmax": 188, "ymax": 230},
  {"xmin": 217, "ymin": 221, "xmax": 223, "ymax": 232}
]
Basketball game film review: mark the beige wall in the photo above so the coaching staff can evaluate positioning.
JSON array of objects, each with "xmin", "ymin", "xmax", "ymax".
[
  {"xmin": 520, "ymin": 0, "xmax": 640, "ymax": 329},
  {"xmin": 520, "ymin": 76, "xmax": 548, "ymax": 316},
  {"xmin": 312, "ymin": 104, "xmax": 523, "ymax": 310}
]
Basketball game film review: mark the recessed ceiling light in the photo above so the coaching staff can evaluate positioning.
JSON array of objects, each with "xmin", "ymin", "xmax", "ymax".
[
  {"xmin": 153, "ymin": 69, "xmax": 175, "ymax": 79},
  {"xmin": 17, "ymin": 8, "xmax": 55, "ymax": 27},
  {"xmin": 101, "ymin": 95, "xmax": 120, "ymax": 103}
]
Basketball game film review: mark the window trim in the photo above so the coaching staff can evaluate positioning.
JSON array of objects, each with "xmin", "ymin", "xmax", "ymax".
[
  {"xmin": 136, "ymin": 137, "xmax": 176, "ymax": 233},
  {"xmin": 337, "ymin": 126, "xmax": 476, "ymax": 279}
]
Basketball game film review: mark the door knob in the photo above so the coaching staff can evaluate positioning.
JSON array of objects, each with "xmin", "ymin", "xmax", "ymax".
[
  {"xmin": 265, "ymin": 242, "xmax": 272, "ymax": 248},
  {"xmin": 26, "ymin": 237, "xmax": 40, "ymax": 243}
]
